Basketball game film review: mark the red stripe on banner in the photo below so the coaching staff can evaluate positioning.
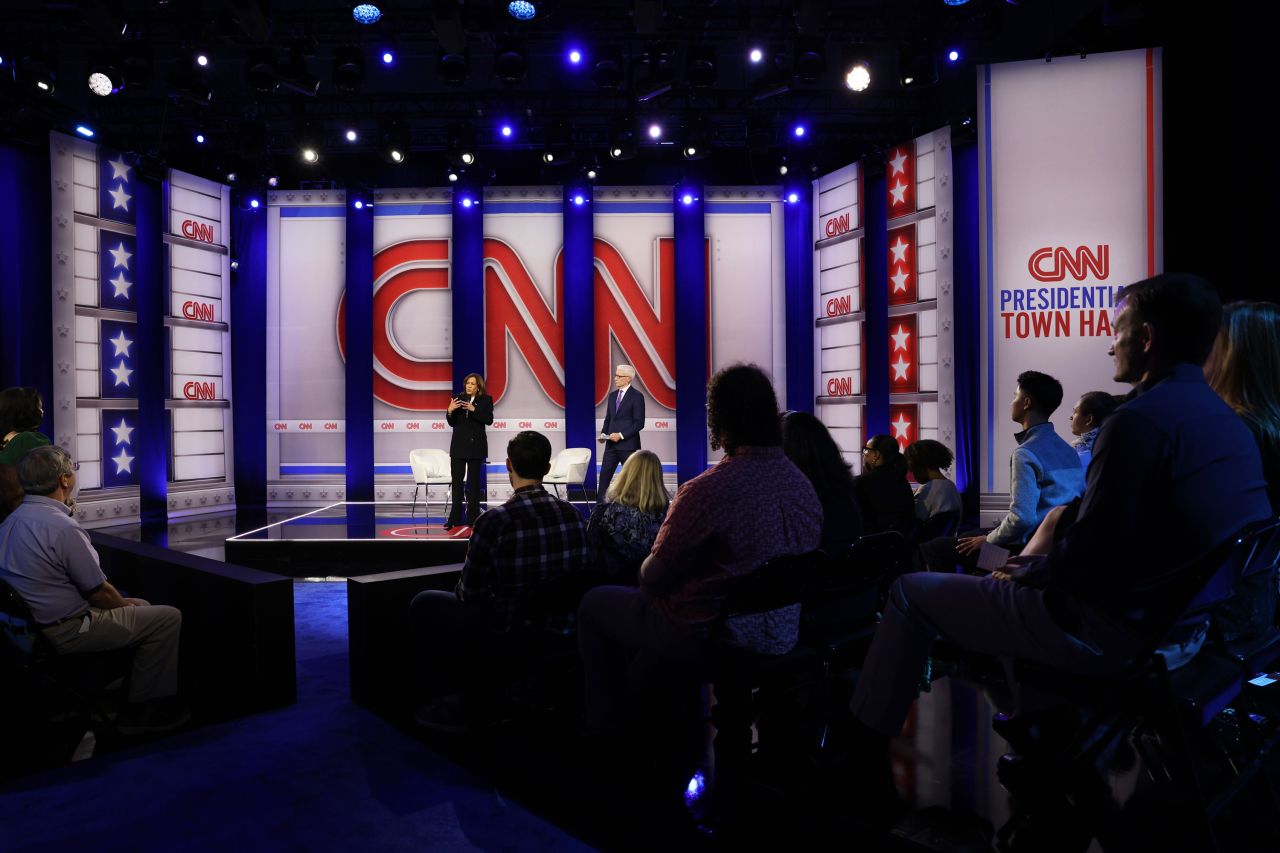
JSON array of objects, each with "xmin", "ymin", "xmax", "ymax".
[
  {"xmin": 1145, "ymin": 47, "xmax": 1155, "ymax": 277},
  {"xmin": 371, "ymin": 268, "xmax": 453, "ymax": 383},
  {"xmin": 482, "ymin": 238, "xmax": 567, "ymax": 407},
  {"xmin": 593, "ymin": 238, "xmax": 678, "ymax": 409},
  {"xmin": 373, "ymin": 240, "xmax": 450, "ymax": 280}
]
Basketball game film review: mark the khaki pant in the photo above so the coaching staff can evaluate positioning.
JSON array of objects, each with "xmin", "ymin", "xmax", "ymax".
[{"xmin": 42, "ymin": 602, "xmax": 181, "ymax": 702}]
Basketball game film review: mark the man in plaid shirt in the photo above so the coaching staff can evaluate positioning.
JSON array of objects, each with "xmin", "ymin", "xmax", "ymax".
[{"xmin": 411, "ymin": 430, "xmax": 589, "ymax": 731}]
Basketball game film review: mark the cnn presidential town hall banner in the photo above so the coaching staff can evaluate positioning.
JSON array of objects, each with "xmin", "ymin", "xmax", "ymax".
[{"xmin": 978, "ymin": 48, "xmax": 1161, "ymax": 524}]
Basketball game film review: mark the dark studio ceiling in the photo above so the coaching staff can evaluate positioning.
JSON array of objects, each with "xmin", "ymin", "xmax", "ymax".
[{"xmin": 0, "ymin": 0, "xmax": 1200, "ymax": 190}]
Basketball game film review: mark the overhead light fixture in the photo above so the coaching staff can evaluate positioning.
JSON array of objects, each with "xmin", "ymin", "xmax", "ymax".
[
  {"xmin": 647, "ymin": 122, "xmax": 663, "ymax": 140},
  {"xmin": 542, "ymin": 143, "xmax": 573, "ymax": 166},
  {"xmin": 592, "ymin": 49, "xmax": 624, "ymax": 90},
  {"xmin": 352, "ymin": 4, "xmax": 383, "ymax": 24},
  {"xmin": 301, "ymin": 147, "xmax": 319, "ymax": 164},
  {"xmin": 195, "ymin": 52, "xmax": 210, "ymax": 68},
  {"xmin": 686, "ymin": 45, "xmax": 717, "ymax": 89},
  {"xmin": 845, "ymin": 62, "xmax": 871, "ymax": 92},
  {"xmin": 75, "ymin": 125, "xmax": 95, "ymax": 138},
  {"xmin": 794, "ymin": 37, "xmax": 825, "ymax": 84},
  {"xmin": 195, "ymin": 132, "xmax": 206, "ymax": 144},
  {"xmin": 495, "ymin": 38, "xmax": 528, "ymax": 85},
  {"xmin": 899, "ymin": 46, "xmax": 937, "ymax": 88},
  {"xmin": 381, "ymin": 50, "xmax": 395, "ymax": 65},
  {"xmin": 381, "ymin": 123, "xmax": 410, "ymax": 164},
  {"xmin": 88, "ymin": 70, "xmax": 117, "ymax": 96},
  {"xmin": 499, "ymin": 123, "xmax": 514, "ymax": 139},
  {"xmin": 567, "ymin": 48, "xmax": 583, "ymax": 65},
  {"xmin": 333, "ymin": 47, "xmax": 365, "ymax": 93},
  {"xmin": 749, "ymin": 47, "xmax": 764, "ymax": 64},
  {"xmin": 346, "ymin": 129, "xmax": 358, "ymax": 142},
  {"xmin": 438, "ymin": 51, "xmax": 469, "ymax": 85},
  {"xmin": 247, "ymin": 48, "xmax": 278, "ymax": 93},
  {"xmin": 948, "ymin": 49, "xmax": 961, "ymax": 62},
  {"xmin": 792, "ymin": 123, "xmax": 808, "ymax": 139},
  {"xmin": 508, "ymin": 1, "xmax": 536, "ymax": 21},
  {"xmin": 447, "ymin": 170, "xmax": 459, "ymax": 182},
  {"xmin": 682, "ymin": 126, "xmax": 710, "ymax": 160},
  {"xmin": 609, "ymin": 125, "xmax": 637, "ymax": 160},
  {"xmin": 267, "ymin": 176, "xmax": 280, "ymax": 187}
]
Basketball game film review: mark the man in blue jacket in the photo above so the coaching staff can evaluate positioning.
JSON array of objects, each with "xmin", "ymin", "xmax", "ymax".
[{"xmin": 596, "ymin": 364, "xmax": 645, "ymax": 501}]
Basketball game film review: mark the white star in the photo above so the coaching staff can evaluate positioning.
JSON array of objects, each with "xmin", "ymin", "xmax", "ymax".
[
  {"xmin": 889, "ymin": 236, "xmax": 910, "ymax": 265},
  {"xmin": 108, "ymin": 184, "xmax": 132, "ymax": 211},
  {"xmin": 110, "ymin": 360, "xmax": 133, "ymax": 387},
  {"xmin": 891, "ymin": 326, "xmax": 911, "ymax": 351},
  {"xmin": 111, "ymin": 418, "xmax": 134, "ymax": 445},
  {"xmin": 891, "ymin": 270, "xmax": 911, "ymax": 293},
  {"xmin": 891, "ymin": 412, "xmax": 912, "ymax": 440},
  {"xmin": 112, "ymin": 447, "xmax": 135, "ymax": 475},
  {"xmin": 889, "ymin": 180, "xmax": 907, "ymax": 206},
  {"xmin": 108, "ymin": 242, "xmax": 132, "ymax": 269},
  {"xmin": 889, "ymin": 148, "xmax": 908, "ymax": 176},
  {"xmin": 891, "ymin": 356, "xmax": 911, "ymax": 381},
  {"xmin": 109, "ymin": 272, "xmax": 132, "ymax": 299},
  {"xmin": 109, "ymin": 330, "xmax": 133, "ymax": 357},
  {"xmin": 108, "ymin": 156, "xmax": 131, "ymax": 182}
]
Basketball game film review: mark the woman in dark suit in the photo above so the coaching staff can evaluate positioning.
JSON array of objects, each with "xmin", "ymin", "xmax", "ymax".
[
  {"xmin": 445, "ymin": 372, "xmax": 494, "ymax": 528},
  {"xmin": 854, "ymin": 434, "xmax": 917, "ymax": 538}
]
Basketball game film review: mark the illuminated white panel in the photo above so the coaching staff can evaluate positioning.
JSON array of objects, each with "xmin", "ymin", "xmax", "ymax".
[
  {"xmin": 172, "ymin": 375, "xmax": 223, "ymax": 400},
  {"xmin": 917, "ymin": 217, "xmax": 936, "ymax": 246},
  {"xmin": 819, "ymin": 239, "xmax": 858, "ymax": 270},
  {"xmin": 920, "ymin": 363, "xmax": 938, "ymax": 391},
  {"xmin": 820, "ymin": 369, "xmax": 860, "ymax": 397},
  {"xmin": 170, "ymin": 244, "xmax": 223, "ymax": 276},
  {"xmin": 76, "ymin": 409, "xmax": 99, "ymax": 433},
  {"xmin": 169, "ymin": 326, "xmax": 223, "ymax": 353},
  {"xmin": 174, "ymin": 431, "xmax": 224, "ymax": 456},
  {"xmin": 821, "ymin": 321, "xmax": 859, "ymax": 349},
  {"xmin": 918, "ymin": 246, "xmax": 937, "ymax": 274},
  {"xmin": 75, "ymin": 315, "xmax": 99, "ymax": 343},
  {"xmin": 919, "ymin": 336, "xmax": 938, "ymax": 364},
  {"xmin": 170, "ymin": 292, "xmax": 223, "ymax": 323},
  {"xmin": 73, "ymin": 184, "xmax": 97, "ymax": 216},
  {"xmin": 919, "ymin": 310, "xmax": 937, "ymax": 337},
  {"xmin": 174, "ymin": 454, "xmax": 225, "ymax": 481},
  {"xmin": 820, "ymin": 263, "xmax": 859, "ymax": 296},
  {"xmin": 74, "ymin": 249, "xmax": 97, "ymax": 279},
  {"xmin": 75, "ymin": 370, "xmax": 97, "ymax": 397},
  {"xmin": 821, "ymin": 345, "xmax": 857, "ymax": 373},
  {"xmin": 72, "ymin": 154, "xmax": 97, "ymax": 190},
  {"xmin": 171, "ymin": 349, "xmax": 223, "ymax": 376},
  {"xmin": 173, "ymin": 408, "xmax": 224, "ymax": 431},
  {"xmin": 77, "ymin": 462, "xmax": 102, "ymax": 490},
  {"xmin": 75, "ymin": 276, "xmax": 98, "ymax": 306},
  {"xmin": 76, "ymin": 434, "xmax": 100, "ymax": 463},
  {"xmin": 74, "ymin": 223, "xmax": 97, "ymax": 249},
  {"xmin": 75, "ymin": 342, "xmax": 98, "ymax": 365},
  {"xmin": 916, "ymin": 151, "xmax": 935, "ymax": 182},
  {"xmin": 917, "ymin": 178, "xmax": 935, "ymax": 210},
  {"xmin": 819, "ymin": 286, "xmax": 859, "ymax": 318},
  {"xmin": 827, "ymin": 427, "xmax": 858, "ymax": 456}
]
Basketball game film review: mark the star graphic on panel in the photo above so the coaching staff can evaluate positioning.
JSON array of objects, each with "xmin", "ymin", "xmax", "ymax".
[
  {"xmin": 109, "ymin": 272, "xmax": 132, "ymax": 299},
  {"xmin": 890, "ymin": 270, "xmax": 911, "ymax": 293},
  {"xmin": 891, "ymin": 326, "xmax": 911, "ymax": 351},
  {"xmin": 112, "ymin": 447, "xmax": 135, "ymax": 475},
  {"xmin": 891, "ymin": 412, "xmax": 912, "ymax": 440},
  {"xmin": 111, "ymin": 418, "xmax": 134, "ymax": 445},
  {"xmin": 109, "ymin": 330, "xmax": 133, "ymax": 357},
  {"xmin": 108, "ymin": 184, "xmax": 133, "ymax": 211},
  {"xmin": 110, "ymin": 359, "xmax": 133, "ymax": 387},
  {"xmin": 108, "ymin": 242, "xmax": 132, "ymax": 269},
  {"xmin": 108, "ymin": 155, "xmax": 132, "ymax": 182},
  {"xmin": 889, "ymin": 236, "xmax": 910, "ymax": 265},
  {"xmin": 888, "ymin": 180, "xmax": 908, "ymax": 206},
  {"xmin": 891, "ymin": 356, "xmax": 911, "ymax": 381},
  {"xmin": 889, "ymin": 149, "xmax": 908, "ymax": 177}
]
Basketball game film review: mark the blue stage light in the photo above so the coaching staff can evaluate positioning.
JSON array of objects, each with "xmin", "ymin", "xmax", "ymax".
[
  {"xmin": 461, "ymin": 197, "xmax": 474, "ymax": 208},
  {"xmin": 249, "ymin": 198, "xmax": 261, "ymax": 209},
  {"xmin": 352, "ymin": 4, "xmax": 383, "ymax": 24},
  {"xmin": 508, "ymin": 1, "xmax": 536, "ymax": 20},
  {"xmin": 353, "ymin": 200, "xmax": 364, "ymax": 209},
  {"xmin": 793, "ymin": 124, "xmax": 806, "ymax": 138},
  {"xmin": 943, "ymin": 0, "xmax": 970, "ymax": 5},
  {"xmin": 648, "ymin": 123, "xmax": 662, "ymax": 140},
  {"xmin": 787, "ymin": 192, "xmax": 799, "ymax": 203},
  {"xmin": 500, "ymin": 124, "xmax": 513, "ymax": 138},
  {"xmin": 195, "ymin": 132, "xmax": 206, "ymax": 144},
  {"xmin": 681, "ymin": 193, "xmax": 694, "ymax": 206},
  {"xmin": 948, "ymin": 49, "xmax": 961, "ymax": 62},
  {"xmin": 572, "ymin": 194, "xmax": 585, "ymax": 206},
  {"xmin": 381, "ymin": 51, "xmax": 394, "ymax": 65},
  {"xmin": 749, "ymin": 47, "xmax": 764, "ymax": 64},
  {"xmin": 346, "ymin": 129, "xmax": 359, "ymax": 142},
  {"xmin": 568, "ymin": 48, "xmax": 582, "ymax": 65},
  {"xmin": 75, "ymin": 125, "xmax": 95, "ymax": 138}
]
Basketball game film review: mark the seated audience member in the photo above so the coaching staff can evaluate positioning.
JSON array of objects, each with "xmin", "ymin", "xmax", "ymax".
[
  {"xmin": 410, "ymin": 430, "xmax": 590, "ymax": 731},
  {"xmin": 586, "ymin": 449, "xmax": 668, "ymax": 583},
  {"xmin": 0, "ymin": 463, "xmax": 22, "ymax": 522},
  {"xmin": 1203, "ymin": 300, "xmax": 1280, "ymax": 638},
  {"xmin": 905, "ymin": 439, "xmax": 961, "ymax": 540},
  {"xmin": 0, "ymin": 386, "xmax": 51, "ymax": 466},
  {"xmin": 0, "ymin": 446, "xmax": 186, "ymax": 733},
  {"xmin": 578, "ymin": 364, "xmax": 821, "ymax": 734},
  {"xmin": 854, "ymin": 435, "xmax": 916, "ymax": 538},
  {"xmin": 921, "ymin": 370, "xmax": 1084, "ymax": 572},
  {"xmin": 1068, "ymin": 391, "xmax": 1120, "ymax": 471},
  {"xmin": 846, "ymin": 275, "xmax": 1270, "ymax": 779},
  {"xmin": 781, "ymin": 410, "xmax": 864, "ymax": 553}
]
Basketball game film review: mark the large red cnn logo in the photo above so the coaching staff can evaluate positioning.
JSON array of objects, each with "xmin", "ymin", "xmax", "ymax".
[
  {"xmin": 337, "ymin": 237, "xmax": 696, "ymax": 411},
  {"xmin": 1027, "ymin": 245, "xmax": 1110, "ymax": 282}
]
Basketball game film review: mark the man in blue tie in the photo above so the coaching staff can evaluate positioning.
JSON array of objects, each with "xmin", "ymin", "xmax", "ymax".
[{"xmin": 597, "ymin": 364, "xmax": 646, "ymax": 501}]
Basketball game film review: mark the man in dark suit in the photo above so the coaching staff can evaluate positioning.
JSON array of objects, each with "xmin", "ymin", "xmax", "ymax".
[{"xmin": 597, "ymin": 364, "xmax": 645, "ymax": 501}]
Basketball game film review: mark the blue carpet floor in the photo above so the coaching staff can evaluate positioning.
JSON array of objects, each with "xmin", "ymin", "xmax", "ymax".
[{"xmin": 0, "ymin": 581, "xmax": 591, "ymax": 853}]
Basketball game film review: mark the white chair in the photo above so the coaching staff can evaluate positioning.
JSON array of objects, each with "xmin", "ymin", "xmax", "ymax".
[
  {"xmin": 408, "ymin": 449, "xmax": 453, "ymax": 521},
  {"xmin": 543, "ymin": 447, "xmax": 592, "ymax": 504}
]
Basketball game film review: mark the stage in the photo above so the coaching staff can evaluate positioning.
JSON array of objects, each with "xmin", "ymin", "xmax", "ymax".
[{"xmin": 224, "ymin": 502, "xmax": 475, "ymax": 576}]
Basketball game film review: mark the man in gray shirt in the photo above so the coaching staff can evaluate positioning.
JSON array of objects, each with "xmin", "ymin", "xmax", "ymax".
[{"xmin": 0, "ymin": 445, "xmax": 185, "ymax": 733}]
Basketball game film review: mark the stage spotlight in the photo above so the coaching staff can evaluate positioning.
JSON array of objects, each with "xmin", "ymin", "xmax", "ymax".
[
  {"xmin": 381, "ymin": 50, "xmax": 394, "ymax": 65},
  {"xmin": 496, "ymin": 38, "xmax": 527, "ymax": 85},
  {"xmin": 460, "ymin": 196, "xmax": 474, "ymax": 208},
  {"xmin": 333, "ymin": 47, "xmax": 365, "ymax": 93},
  {"xmin": 267, "ymin": 176, "xmax": 280, "ymax": 187},
  {"xmin": 381, "ymin": 123, "xmax": 410, "ymax": 164},
  {"xmin": 845, "ymin": 62, "xmax": 871, "ymax": 92},
  {"xmin": 948, "ymin": 49, "xmax": 961, "ymax": 62},
  {"xmin": 352, "ymin": 4, "xmax": 383, "ymax": 24},
  {"xmin": 793, "ymin": 123, "xmax": 807, "ymax": 138},
  {"xmin": 88, "ymin": 61, "xmax": 121, "ymax": 96},
  {"xmin": 438, "ymin": 51, "xmax": 469, "ymax": 85},
  {"xmin": 682, "ymin": 127, "xmax": 710, "ymax": 160},
  {"xmin": 592, "ymin": 50, "xmax": 624, "ymax": 90},
  {"xmin": 447, "ymin": 170, "xmax": 459, "ymax": 182},
  {"xmin": 75, "ymin": 125, "xmax": 95, "ymax": 138},
  {"xmin": 353, "ymin": 199, "xmax": 365, "ymax": 209},
  {"xmin": 567, "ymin": 48, "xmax": 582, "ymax": 65},
  {"xmin": 508, "ymin": 1, "xmax": 536, "ymax": 21},
  {"xmin": 943, "ymin": 0, "xmax": 970, "ymax": 5},
  {"xmin": 230, "ymin": 260, "xmax": 240, "ymax": 271},
  {"xmin": 686, "ymin": 45, "xmax": 717, "ymax": 89},
  {"xmin": 195, "ymin": 52, "xmax": 209, "ymax": 68},
  {"xmin": 249, "ymin": 198, "xmax": 261, "ymax": 209},
  {"xmin": 794, "ymin": 38, "xmax": 825, "ymax": 83},
  {"xmin": 195, "ymin": 132, "xmax": 206, "ymax": 144},
  {"xmin": 499, "ymin": 123, "xmax": 514, "ymax": 139},
  {"xmin": 247, "ymin": 48, "xmax": 278, "ymax": 93},
  {"xmin": 448, "ymin": 128, "xmax": 477, "ymax": 166},
  {"xmin": 749, "ymin": 47, "xmax": 764, "ymax": 64},
  {"xmin": 680, "ymin": 192, "xmax": 695, "ymax": 206},
  {"xmin": 778, "ymin": 156, "xmax": 789, "ymax": 176},
  {"xmin": 226, "ymin": 172, "xmax": 237, "ymax": 183},
  {"xmin": 609, "ymin": 128, "xmax": 637, "ymax": 160},
  {"xmin": 586, "ymin": 168, "xmax": 598, "ymax": 180},
  {"xmin": 899, "ymin": 46, "xmax": 937, "ymax": 88},
  {"xmin": 346, "ymin": 129, "xmax": 358, "ymax": 142},
  {"xmin": 543, "ymin": 145, "xmax": 573, "ymax": 166},
  {"xmin": 787, "ymin": 192, "xmax": 799, "ymax": 203},
  {"xmin": 301, "ymin": 147, "xmax": 319, "ymax": 164},
  {"xmin": 647, "ymin": 123, "xmax": 663, "ymax": 140}
]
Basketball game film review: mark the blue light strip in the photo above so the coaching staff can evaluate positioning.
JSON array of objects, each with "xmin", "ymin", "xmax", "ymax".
[
  {"xmin": 984, "ymin": 64, "xmax": 996, "ymax": 490},
  {"xmin": 279, "ymin": 206, "xmax": 347, "ymax": 217},
  {"xmin": 231, "ymin": 191, "xmax": 269, "ymax": 507},
  {"xmin": 673, "ymin": 185, "xmax": 708, "ymax": 485},
  {"xmin": 344, "ymin": 201, "xmax": 375, "ymax": 501},
  {"xmin": 562, "ymin": 184, "xmax": 599, "ymax": 496}
]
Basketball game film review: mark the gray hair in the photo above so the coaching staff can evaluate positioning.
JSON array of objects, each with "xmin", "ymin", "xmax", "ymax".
[
  {"xmin": 615, "ymin": 364, "xmax": 635, "ymax": 378},
  {"xmin": 17, "ymin": 445, "xmax": 74, "ymax": 495}
]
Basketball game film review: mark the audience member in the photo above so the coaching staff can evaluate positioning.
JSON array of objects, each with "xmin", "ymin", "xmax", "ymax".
[
  {"xmin": 410, "ymin": 430, "xmax": 590, "ymax": 731},
  {"xmin": 846, "ymin": 274, "xmax": 1270, "ymax": 770},
  {"xmin": 0, "ymin": 463, "xmax": 22, "ymax": 522},
  {"xmin": 577, "ymin": 364, "xmax": 821, "ymax": 735},
  {"xmin": 1068, "ymin": 391, "xmax": 1120, "ymax": 470},
  {"xmin": 921, "ymin": 370, "xmax": 1083, "ymax": 572},
  {"xmin": 0, "ymin": 387, "xmax": 51, "ymax": 466},
  {"xmin": 0, "ymin": 445, "xmax": 186, "ymax": 733},
  {"xmin": 586, "ymin": 449, "xmax": 668, "ymax": 583},
  {"xmin": 905, "ymin": 439, "xmax": 962, "ymax": 541},
  {"xmin": 1204, "ymin": 300, "xmax": 1280, "ymax": 638},
  {"xmin": 853, "ymin": 435, "xmax": 915, "ymax": 538},
  {"xmin": 781, "ymin": 410, "xmax": 864, "ymax": 553}
]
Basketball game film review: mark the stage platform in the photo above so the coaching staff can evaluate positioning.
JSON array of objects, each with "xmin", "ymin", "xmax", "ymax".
[{"xmin": 224, "ymin": 502, "xmax": 475, "ymax": 577}]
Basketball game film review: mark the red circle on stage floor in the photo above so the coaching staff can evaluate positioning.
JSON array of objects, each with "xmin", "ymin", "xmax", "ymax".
[{"xmin": 383, "ymin": 525, "xmax": 471, "ymax": 539}]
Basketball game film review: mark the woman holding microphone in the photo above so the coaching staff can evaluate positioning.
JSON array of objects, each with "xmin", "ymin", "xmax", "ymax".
[{"xmin": 445, "ymin": 373, "xmax": 494, "ymax": 529}]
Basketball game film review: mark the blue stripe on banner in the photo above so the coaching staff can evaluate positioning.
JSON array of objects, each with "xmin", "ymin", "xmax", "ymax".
[
  {"xmin": 704, "ymin": 202, "xmax": 772, "ymax": 214},
  {"xmin": 483, "ymin": 202, "xmax": 562, "ymax": 213},
  {"xmin": 281, "ymin": 463, "xmax": 684, "ymax": 478},
  {"xmin": 376, "ymin": 465, "xmax": 413, "ymax": 475},
  {"xmin": 594, "ymin": 202, "xmax": 671, "ymax": 214},
  {"xmin": 984, "ymin": 64, "xmax": 996, "ymax": 491},
  {"xmin": 373, "ymin": 203, "xmax": 452, "ymax": 216},
  {"xmin": 281, "ymin": 464, "xmax": 346, "ymax": 475},
  {"xmin": 280, "ymin": 207, "xmax": 347, "ymax": 218}
]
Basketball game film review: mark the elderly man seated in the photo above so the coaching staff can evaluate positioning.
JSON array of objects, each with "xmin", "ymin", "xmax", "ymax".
[{"xmin": 0, "ymin": 445, "xmax": 187, "ymax": 734}]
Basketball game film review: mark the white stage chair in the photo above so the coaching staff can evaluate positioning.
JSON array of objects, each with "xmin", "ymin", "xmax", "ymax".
[
  {"xmin": 544, "ymin": 447, "xmax": 592, "ymax": 505},
  {"xmin": 408, "ymin": 449, "xmax": 452, "ymax": 520}
]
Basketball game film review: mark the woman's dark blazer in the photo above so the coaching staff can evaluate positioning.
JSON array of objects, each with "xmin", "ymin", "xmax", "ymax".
[{"xmin": 446, "ymin": 394, "xmax": 494, "ymax": 460}]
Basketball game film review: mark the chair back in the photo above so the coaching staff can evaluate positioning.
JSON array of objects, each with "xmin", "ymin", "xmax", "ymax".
[
  {"xmin": 0, "ymin": 576, "xmax": 44, "ymax": 660},
  {"xmin": 916, "ymin": 510, "xmax": 960, "ymax": 544},
  {"xmin": 408, "ymin": 448, "xmax": 451, "ymax": 482},
  {"xmin": 546, "ymin": 448, "xmax": 592, "ymax": 484},
  {"xmin": 716, "ymin": 551, "xmax": 826, "ymax": 623}
]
